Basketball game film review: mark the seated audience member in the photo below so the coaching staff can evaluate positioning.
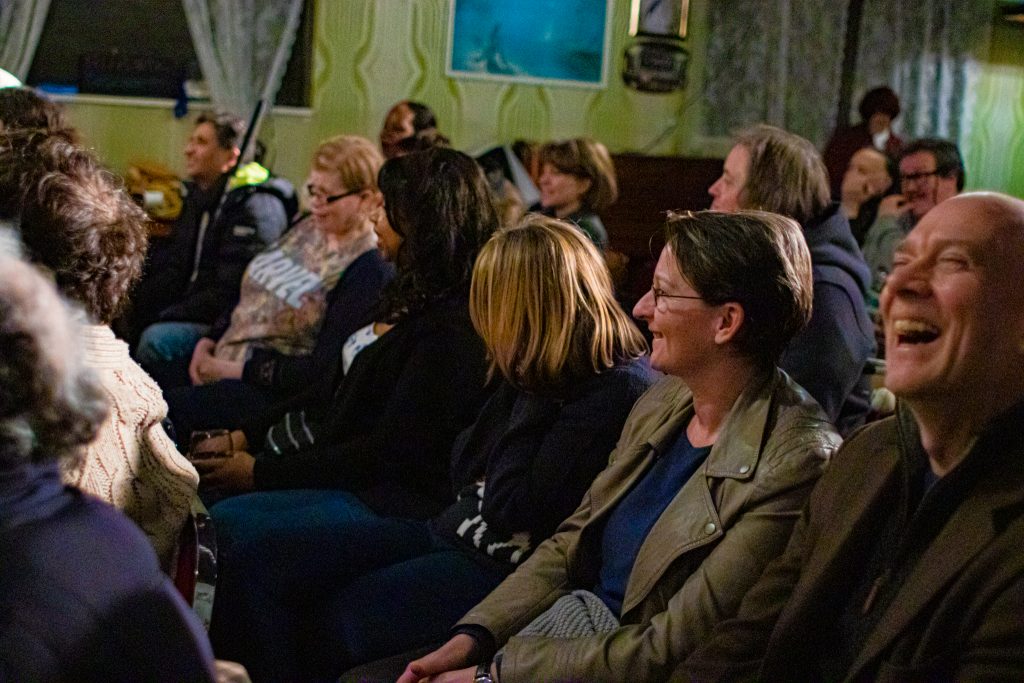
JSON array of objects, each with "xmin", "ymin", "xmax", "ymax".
[
  {"xmin": 161, "ymin": 135, "xmax": 393, "ymax": 442},
  {"xmin": 710, "ymin": 124, "xmax": 875, "ymax": 435},
  {"xmin": 130, "ymin": 111, "xmax": 296, "ymax": 369},
  {"xmin": 682, "ymin": 193, "xmax": 1024, "ymax": 682},
  {"xmin": 0, "ymin": 132, "xmax": 197, "ymax": 570},
  {"xmin": 861, "ymin": 137, "xmax": 963, "ymax": 294},
  {"xmin": 823, "ymin": 86, "xmax": 903, "ymax": 198},
  {"xmin": 0, "ymin": 85, "xmax": 77, "ymax": 141},
  {"xmin": 840, "ymin": 146, "xmax": 897, "ymax": 245},
  {"xmin": 214, "ymin": 216, "xmax": 655, "ymax": 680},
  {"xmin": 379, "ymin": 99, "xmax": 443, "ymax": 159},
  {"xmin": 401, "ymin": 210, "xmax": 840, "ymax": 683},
  {"xmin": 534, "ymin": 137, "xmax": 617, "ymax": 250},
  {"xmin": 0, "ymin": 251, "xmax": 215, "ymax": 682}
]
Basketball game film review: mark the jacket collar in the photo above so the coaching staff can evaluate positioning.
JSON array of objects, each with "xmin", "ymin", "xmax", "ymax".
[
  {"xmin": 846, "ymin": 398, "xmax": 1024, "ymax": 679},
  {"xmin": 620, "ymin": 369, "xmax": 779, "ymax": 614}
]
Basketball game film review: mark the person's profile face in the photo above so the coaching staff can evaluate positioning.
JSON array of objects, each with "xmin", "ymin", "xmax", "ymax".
[
  {"xmin": 537, "ymin": 163, "xmax": 590, "ymax": 216},
  {"xmin": 881, "ymin": 197, "xmax": 1024, "ymax": 403},
  {"xmin": 899, "ymin": 151, "xmax": 957, "ymax": 221},
  {"xmin": 380, "ymin": 104, "xmax": 415, "ymax": 159},
  {"xmin": 184, "ymin": 122, "xmax": 236, "ymax": 187},
  {"xmin": 709, "ymin": 144, "xmax": 749, "ymax": 213}
]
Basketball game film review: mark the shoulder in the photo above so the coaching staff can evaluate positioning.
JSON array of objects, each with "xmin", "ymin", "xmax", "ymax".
[{"xmin": 759, "ymin": 372, "xmax": 842, "ymax": 470}]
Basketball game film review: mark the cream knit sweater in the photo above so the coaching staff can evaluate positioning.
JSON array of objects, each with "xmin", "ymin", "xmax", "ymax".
[{"xmin": 62, "ymin": 325, "xmax": 199, "ymax": 569}]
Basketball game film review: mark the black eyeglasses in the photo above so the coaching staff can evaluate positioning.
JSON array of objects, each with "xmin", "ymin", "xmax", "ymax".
[
  {"xmin": 900, "ymin": 170, "xmax": 940, "ymax": 184},
  {"xmin": 651, "ymin": 286, "xmax": 703, "ymax": 310},
  {"xmin": 306, "ymin": 185, "xmax": 361, "ymax": 204}
]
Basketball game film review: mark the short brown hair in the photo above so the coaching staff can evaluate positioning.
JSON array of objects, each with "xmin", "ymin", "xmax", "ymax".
[
  {"xmin": 311, "ymin": 135, "xmax": 384, "ymax": 193},
  {"xmin": 734, "ymin": 124, "xmax": 830, "ymax": 226},
  {"xmin": 195, "ymin": 110, "xmax": 245, "ymax": 150},
  {"xmin": 0, "ymin": 133, "xmax": 150, "ymax": 323},
  {"xmin": 471, "ymin": 214, "xmax": 646, "ymax": 392},
  {"xmin": 664, "ymin": 210, "xmax": 813, "ymax": 365},
  {"xmin": 539, "ymin": 138, "xmax": 618, "ymax": 212},
  {"xmin": 0, "ymin": 87, "xmax": 77, "ymax": 141}
]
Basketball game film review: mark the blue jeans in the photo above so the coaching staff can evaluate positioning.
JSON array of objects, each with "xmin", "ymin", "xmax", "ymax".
[
  {"xmin": 208, "ymin": 490, "xmax": 507, "ymax": 682},
  {"xmin": 135, "ymin": 321, "xmax": 209, "ymax": 388}
]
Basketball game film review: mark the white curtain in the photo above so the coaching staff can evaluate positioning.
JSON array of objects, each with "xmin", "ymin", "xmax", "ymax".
[
  {"xmin": 182, "ymin": 0, "xmax": 303, "ymax": 117},
  {"xmin": 702, "ymin": 0, "xmax": 848, "ymax": 147},
  {"xmin": 853, "ymin": 0, "xmax": 995, "ymax": 146},
  {"xmin": 0, "ymin": 0, "xmax": 51, "ymax": 81}
]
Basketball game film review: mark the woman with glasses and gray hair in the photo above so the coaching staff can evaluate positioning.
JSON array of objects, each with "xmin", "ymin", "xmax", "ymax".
[{"xmin": 401, "ymin": 210, "xmax": 841, "ymax": 683}]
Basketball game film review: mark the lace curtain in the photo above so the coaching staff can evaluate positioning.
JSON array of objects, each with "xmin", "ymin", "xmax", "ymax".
[
  {"xmin": 702, "ymin": 0, "xmax": 995, "ymax": 150},
  {"xmin": 181, "ymin": 0, "xmax": 304, "ymax": 117},
  {"xmin": 853, "ymin": 0, "xmax": 995, "ymax": 144},
  {"xmin": 0, "ymin": 0, "xmax": 51, "ymax": 80},
  {"xmin": 702, "ymin": 0, "xmax": 848, "ymax": 147}
]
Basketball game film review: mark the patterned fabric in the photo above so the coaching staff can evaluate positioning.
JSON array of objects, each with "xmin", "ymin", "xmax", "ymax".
[
  {"xmin": 447, "ymin": 481, "xmax": 532, "ymax": 566},
  {"xmin": 513, "ymin": 590, "xmax": 619, "ymax": 641},
  {"xmin": 341, "ymin": 323, "xmax": 379, "ymax": 375},
  {"xmin": 215, "ymin": 218, "xmax": 376, "ymax": 362},
  {"xmin": 61, "ymin": 324, "xmax": 199, "ymax": 570}
]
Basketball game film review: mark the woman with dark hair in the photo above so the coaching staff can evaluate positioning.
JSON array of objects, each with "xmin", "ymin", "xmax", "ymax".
[
  {"xmin": 379, "ymin": 100, "xmax": 443, "ymax": 159},
  {"xmin": 402, "ymin": 210, "xmax": 840, "ymax": 683},
  {"xmin": 535, "ymin": 137, "xmax": 618, "ymax": 249},
  {"xmin": 0, "ymin": 252, "xmax": 215, "ymax": 682},
  {"xmin": 0, "ymin": 86, "xmax": 77, "ymax": 140},
  {"xmin": 197, "ymin": 148, "xmax": 497, "ymax": 670},
  {"xmin": 216, "ymin": 216, "xmax": 655, "ymax": 680}
]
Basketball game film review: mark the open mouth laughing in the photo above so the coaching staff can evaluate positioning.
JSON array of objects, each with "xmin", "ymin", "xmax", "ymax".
[{"xmin": 892, "ymin": 318, "xmax": 940, "ymax": 345}]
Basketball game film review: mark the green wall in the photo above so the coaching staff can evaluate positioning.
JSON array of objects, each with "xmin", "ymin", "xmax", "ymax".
[{"xmin": 60, "ymin": 1, "xmax": 1021, "ymax": 199}]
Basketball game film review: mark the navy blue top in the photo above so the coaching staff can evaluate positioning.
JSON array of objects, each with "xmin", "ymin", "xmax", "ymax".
[
  {"xmin": 594, "ymin": 429, "xmax": 712, "ymax": 615},
  {"xmin": 0, "ymin": 460, "xmax": 215, "ymax": 682}
]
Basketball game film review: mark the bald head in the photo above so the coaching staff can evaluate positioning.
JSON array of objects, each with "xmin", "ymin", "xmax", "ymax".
[{"xmin": 881, "ymin": 192, "xmax": 1024, "ymax": 423}]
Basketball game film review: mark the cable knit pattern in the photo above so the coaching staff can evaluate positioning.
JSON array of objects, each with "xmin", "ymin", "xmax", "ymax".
[{"xmin": 61, "ymin": 325, "xmax": 199, "ymax": 569}]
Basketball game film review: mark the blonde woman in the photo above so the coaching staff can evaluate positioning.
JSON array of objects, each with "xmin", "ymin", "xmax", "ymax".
[{"xmin": 215, "ymin": 215, "xmax": 654, "ymax": 680}]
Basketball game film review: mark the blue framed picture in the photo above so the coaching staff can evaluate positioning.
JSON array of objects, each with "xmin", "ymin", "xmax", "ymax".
[{"xmin": 447, "ymin": 0, "xmax": 613, "ymax": 88}]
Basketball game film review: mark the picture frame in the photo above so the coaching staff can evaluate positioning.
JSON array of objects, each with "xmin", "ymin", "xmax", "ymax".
[
  {"xmin": 628, "ymin": 0, "xmax": 690, "ymax": 39},
  {"xmin": 446, "ymin": 0, "xmax": 614, "ymax": 89}
]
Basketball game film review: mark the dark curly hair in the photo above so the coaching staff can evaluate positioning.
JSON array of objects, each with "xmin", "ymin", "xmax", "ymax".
[
  {"xmin": 0, "ymin": 86, "xmax": 78, "ymax": 142},
  {"xmin": 377, "ymin": 148, "xmax": 499, "ymax": 322},
  {"xmin": 0, "ymin": 132, "xmax": 150, "ymax": 323},
  {"xmin": 0, "ymin": 254, "xmax": 107, "ymax": 467}
]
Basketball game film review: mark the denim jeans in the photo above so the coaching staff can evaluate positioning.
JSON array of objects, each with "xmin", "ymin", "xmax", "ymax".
[
  {"xmin": 208, "ymin": 489, "xmax": 508, "ymax": 682},
  {"xmin": 135, "ymin": 321, "xmax": 209, "ymax": 388}
]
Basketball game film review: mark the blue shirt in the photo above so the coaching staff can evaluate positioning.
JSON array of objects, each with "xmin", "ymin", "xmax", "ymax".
[{"xmin": 593, "ymin": 428, "xmax": 712, "ymax": 615}]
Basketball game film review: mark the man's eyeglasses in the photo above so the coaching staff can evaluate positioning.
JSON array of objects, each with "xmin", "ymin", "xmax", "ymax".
[
  {"xmin": 651, "ymin": 286, "xmax": 703, "ymax": 310},
  {"xmin": 900, "ymin": 170, "xmax": 940, "ymax": 184},
  {"xmin": 306, "ymin": 185, "xmax": 361, "ymax": 205}
]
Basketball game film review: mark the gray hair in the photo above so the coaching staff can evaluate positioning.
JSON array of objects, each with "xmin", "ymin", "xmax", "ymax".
[{"xmin": 0, "ymin": 254, "xmax": 107, "ymax": 467}]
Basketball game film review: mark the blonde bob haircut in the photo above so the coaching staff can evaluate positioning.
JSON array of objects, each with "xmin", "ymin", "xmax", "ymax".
[
  {"xmin": 311, "ymin": 134, "xmax": 384, "ymax": 193},
  {"xmin": 470, "ymin": 214, "xmax": 646, "ymax": 392}
]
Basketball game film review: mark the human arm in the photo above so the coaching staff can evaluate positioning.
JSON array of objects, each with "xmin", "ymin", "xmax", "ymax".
[{"xmin": 478, "ymin": 419, "xmax": 834, "ymax": 683}]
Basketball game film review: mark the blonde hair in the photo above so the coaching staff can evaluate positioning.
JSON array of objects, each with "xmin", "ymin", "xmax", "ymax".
[
  {"xmin": 470, "ymin": 214, "xmax": 646, "ymax": 392},
  {"xmin": 311, "ymin": 135, "xmax": 384, "ymax": 192},
  {"xmin": 539, "ymin": 138, "xmax": 618, "ymax": 212}
]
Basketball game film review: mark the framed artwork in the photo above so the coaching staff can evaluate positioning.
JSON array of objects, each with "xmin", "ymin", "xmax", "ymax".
[
  {"xmin": 629, "ymin": 0, "xmax": 690, "ymax": 39},
  {"xmin": 447, "ymin": 0, "xmax": 613, "ymax": 88}
]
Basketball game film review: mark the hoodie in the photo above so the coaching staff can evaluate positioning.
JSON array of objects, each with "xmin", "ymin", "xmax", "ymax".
[{"xmin": 780, "ymin": 203, "xmax": 875, "ymax": 435}]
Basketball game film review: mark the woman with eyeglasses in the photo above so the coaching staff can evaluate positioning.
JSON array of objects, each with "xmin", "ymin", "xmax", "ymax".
[
  {"xmin": 163, "ymin": 135, "xmax": 394, "ymax": 446},
  {"xmin": 401, "ymin": 210, "xmax": 841, "ymax": 683}
]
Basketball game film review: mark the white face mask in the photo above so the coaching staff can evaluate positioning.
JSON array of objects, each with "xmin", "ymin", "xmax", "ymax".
[{"xmin": 872, "ymin": 128, "xmax": 891, "ymax": 151}]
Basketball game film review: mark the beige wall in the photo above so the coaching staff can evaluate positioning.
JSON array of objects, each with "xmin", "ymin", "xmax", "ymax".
[{"xmin": 60, "ymin": 0, "xmax": 1021, "ymax": 198}]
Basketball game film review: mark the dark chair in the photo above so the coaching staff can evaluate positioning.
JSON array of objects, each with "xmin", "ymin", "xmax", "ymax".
[{"xmin": 173, "ymin": 497, "xmax": 218, "ymax": 630}]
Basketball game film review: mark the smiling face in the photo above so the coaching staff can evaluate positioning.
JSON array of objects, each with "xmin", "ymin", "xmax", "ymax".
[
  {"xmin": 881, "ymin": 195, "xmax": 1024, "ymax": 405},
  {"xmin": 305, "ymin": 169, "xmax": 365, "ymax": 237},
  {"xmin": 538, "ymin": 163, "xmax": 591, "ymax": 217},
  {"xmin": 633, "ymin": 246, "xmax": 720, "ymax": 378},
  {"xmin": 899, "ymin": 150, "xmax": 959, "ymax": 221},
  {"xmin": 708, "ymin": 144, "xmax": 750, "ymax": 213},
  {"xmin": 184, "ymin": 122, "xmax": 237, "ymax": 189}
]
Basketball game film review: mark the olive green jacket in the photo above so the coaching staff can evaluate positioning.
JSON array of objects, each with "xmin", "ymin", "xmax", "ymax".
[{"xmin": 457, "ymin": 369, "xmax": 840, "ymax": 683}]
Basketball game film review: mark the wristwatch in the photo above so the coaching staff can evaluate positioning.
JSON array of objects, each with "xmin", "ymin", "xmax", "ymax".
[{"xmin": 474, "ymin": 661, "xmax": 495, "ymax": 683}]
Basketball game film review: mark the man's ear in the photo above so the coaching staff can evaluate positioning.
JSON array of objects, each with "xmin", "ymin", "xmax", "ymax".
[
  {"xmin": 714, "ymin": 302, "xmax": 745, "ymax": 346},
  {"xmin": 221, "ymin": 146, "xmax": 242, "ymax": 173}
]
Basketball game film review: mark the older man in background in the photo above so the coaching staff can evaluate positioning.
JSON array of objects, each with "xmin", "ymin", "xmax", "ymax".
[{"xmin": 682, "ymin": 192, "xmax": 1024, "ymax": 681}]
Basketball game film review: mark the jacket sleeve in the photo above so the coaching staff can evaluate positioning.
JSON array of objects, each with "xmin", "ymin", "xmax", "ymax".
[
  {"xmin": 160, "ymin": 191, "xmax": 289, "ymax": 324},
  {"xmin": 252, "ymin": 317, "xmax": 487, "ymax": 492},
  {"xmin": 951, "ymin": 573, "xmax": 1024, "ymax": 682},
  {"xmin": 493, "ymin": 424, "xmax": 832, "ymax": 683},
  {"xmin": 481, "ymin": 366, "xmax": 652, "ymax": 542},
  {"xmin": 241, "ymin": 254, "xmax": 392, "ymax": 395},
  {"xmin": 780, "ymin": 280, "xmax": 872, "ymax": 425}
]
